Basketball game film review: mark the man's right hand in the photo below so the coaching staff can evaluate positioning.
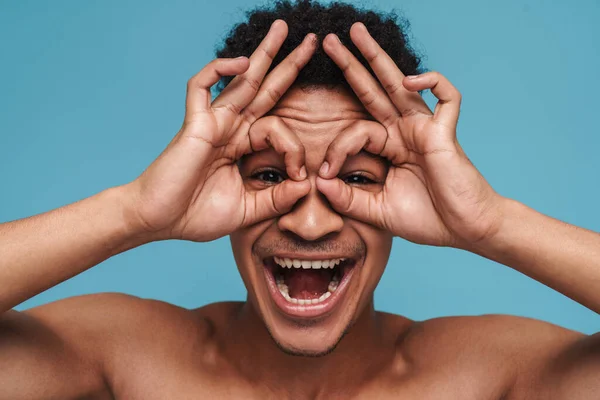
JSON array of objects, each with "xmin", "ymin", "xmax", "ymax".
[{"xmin": 125, "ymin": 20, "xmax": 315, "ymax": 242}]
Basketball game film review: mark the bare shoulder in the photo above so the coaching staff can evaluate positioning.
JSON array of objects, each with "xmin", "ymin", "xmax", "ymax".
[
  {"xmin": 20, "ymin": 292, "xmax": 209, "ymax": 362},
  {"xmin": 17, "ymin": 293, "xmax": 218, "ymax": 398},
  {"xmin": 400, "ymin": 313, "xmax": 593, "ymax": 399},
  {"xmin": 411, "ymin": 313, "xmax": 583, "ymax": 346},
  {"xmin": 0, "ymin": 292, "xmax": 195, "ymax": 400},
  {"xmin": 23, "ymin": 291, "xmax": 203, "ymax": 341}
]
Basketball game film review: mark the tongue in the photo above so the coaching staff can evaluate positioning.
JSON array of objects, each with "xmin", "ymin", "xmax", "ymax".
[{"xmin": 284, "ymin": 269, "xmax": 332, "ymax": 300}]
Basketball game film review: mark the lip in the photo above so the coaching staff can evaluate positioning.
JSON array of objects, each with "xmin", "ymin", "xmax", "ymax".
[
  {"xmin": 270, "ymin": 253, "xmax": 352, "ymax": 261},
  {"xmin": 263, "ymin": 256, "xmax": 358, "ymax": 319}
]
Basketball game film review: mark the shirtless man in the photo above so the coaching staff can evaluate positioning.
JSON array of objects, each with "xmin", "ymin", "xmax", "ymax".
[{"xmin": 1, "ymin": 1, "xmax": 598, "ymax": 399}]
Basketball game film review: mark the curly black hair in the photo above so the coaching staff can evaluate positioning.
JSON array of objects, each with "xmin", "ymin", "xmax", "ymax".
[{"xmin": 216, "ymin": 0, "xmax": 423, "ymax": 92}]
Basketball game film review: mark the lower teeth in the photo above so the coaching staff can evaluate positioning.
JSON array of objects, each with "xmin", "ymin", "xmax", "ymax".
[{"xmin": 276, "ymin": 281, "xmax": 337, "ymax": 305}]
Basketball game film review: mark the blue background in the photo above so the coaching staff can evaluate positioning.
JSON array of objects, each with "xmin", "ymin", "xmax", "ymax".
[{"xmin": 1, "ymin": 0, "xmax": 598, "ymax": 333}]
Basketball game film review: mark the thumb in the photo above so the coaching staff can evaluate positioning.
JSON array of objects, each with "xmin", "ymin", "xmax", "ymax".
[
  {"xmin": 242, "ymin": 179, "xmax": 311, "ymax": 226},
  {"xmin": 316, "ymin": 177, "xmax": 383, "ymax": 227}
]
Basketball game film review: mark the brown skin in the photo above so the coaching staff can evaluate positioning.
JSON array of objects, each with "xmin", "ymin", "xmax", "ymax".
[
  {"xmin": 0, "ymin": 294, "xmax": 587, "ymax": 399},
  {"xmin": 230, "ymin": 87, "xmax": 393, "ymax": 356},
  {"xmin": 1, "ymin": 20, "xmax": 600, "ymax": 399}
]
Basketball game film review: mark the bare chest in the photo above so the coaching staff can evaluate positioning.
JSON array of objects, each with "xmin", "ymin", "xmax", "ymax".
[{"xmin": 107, "ymin": 360, "xmax": 513, "ymax": 400}]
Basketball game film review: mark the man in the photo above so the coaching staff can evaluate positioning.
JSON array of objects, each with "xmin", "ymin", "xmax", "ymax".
[{"xmin": 0, "ymin": 0, "xmax": 598, "ymax": 398}]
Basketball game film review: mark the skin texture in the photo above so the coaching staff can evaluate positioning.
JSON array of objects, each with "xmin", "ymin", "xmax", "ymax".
[
  {"xmin": 1, "ymin": 20, "xmax": 600, "ymax": 399},
  {"xmin": 230, "ymin": 86, "xmax": 393, "ymax": 356}
]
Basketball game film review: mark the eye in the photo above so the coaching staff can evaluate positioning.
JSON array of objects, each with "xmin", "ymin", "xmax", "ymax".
[
  {"xmin": 342, "ymin": 173, "xmax": 376, "ymax": 185},
  {"xmin": 251, "ymin": 168, "xmax": 286, "ymax": 184}
]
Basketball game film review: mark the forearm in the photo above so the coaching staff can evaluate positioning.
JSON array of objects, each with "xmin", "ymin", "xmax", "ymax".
[
  {"xmin": 472, "ymin": 197, "xmax": 600, "ymax": 314},
  {"xmin": 0, "ymin": 185, "xmax": 148, "ymax": 313}
]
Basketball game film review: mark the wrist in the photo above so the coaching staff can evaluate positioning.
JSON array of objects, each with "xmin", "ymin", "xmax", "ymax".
[
  {"xmin": 466, "ymin": 197, "xmax": 527, "ymax": 260},
  {"xmin": 109, "ymin": 184, "xmax": 163, "ymax": 248}
]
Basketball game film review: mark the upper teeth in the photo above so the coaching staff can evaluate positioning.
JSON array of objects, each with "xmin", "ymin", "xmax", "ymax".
[{"xmin": 274, "ymin": 257, "xmax": 345, "ymax": 269}]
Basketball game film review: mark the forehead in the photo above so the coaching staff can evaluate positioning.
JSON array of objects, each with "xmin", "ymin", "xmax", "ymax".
[{"xmin": 267, "ymin": 86, "xmax": 372, "ymax": 144}]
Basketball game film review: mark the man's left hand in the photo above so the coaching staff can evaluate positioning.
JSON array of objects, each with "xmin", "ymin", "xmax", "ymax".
[{"xmin": 316, "ymin": 22, "xmax": 503, "ymax": 248}]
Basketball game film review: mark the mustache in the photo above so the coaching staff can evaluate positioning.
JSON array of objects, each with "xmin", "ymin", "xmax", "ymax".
[{"xmin": 253, "ymin": 237, "xmax": 366, "ymax": 258}]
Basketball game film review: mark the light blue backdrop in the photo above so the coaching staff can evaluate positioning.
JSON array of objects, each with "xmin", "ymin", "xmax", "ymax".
[{"xmin": 1, "ymin": 0, "xmax": 598, "ymax": 333}]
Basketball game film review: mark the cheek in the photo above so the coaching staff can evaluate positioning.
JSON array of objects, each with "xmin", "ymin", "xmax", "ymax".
[
  {"xmin": 349, "ymin": 219, "xmax": 393, "ymax": 278},
  {"xmin": 229, "ymin": 220, "xmax": 274, "ymax": 277}
]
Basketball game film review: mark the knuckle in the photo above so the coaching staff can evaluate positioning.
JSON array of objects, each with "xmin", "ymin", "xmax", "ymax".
[
  {"xmin": 243, "ymin": 76, "xmax": 262, "ymax": 92},
  {"xmin": 186, "ymin": 77, "xmax": 196, "ymax": 89},
  {"xmin": 287, "ymin": 141, "xmax": 302, "ymax": 154},
  {"xmin": 270, "ymin": 115, "xmax": 283, "ymax": 125},
  {"xmin": 207, "ymin": 59, "xmax": 223, "ymax": 72},
  {"xmin": 263, "ymin": 115, "xmax": 282, "ymax": 129},
  {"xmin": 271, "ymin": 187, "xmax": 284, "ymax": 214},
  {"xmin": 381, "ymin": 112, "xmax": 400, "ymax": 128},
  {"xmin": 285, "ymin": 53, "xmax": 305, "ymax": 73},
  {"xmin": 290, "ymin": 58, "xmax": 303, "ymax": 74},
  {"xmin": 384, "ymin": 81, "xmax": 403, "ymax": 95},
  {"xmin": 242, "ymin": 108, "xmax": 259, "ymax": 124},
  {"xmin": 187, "ymin": 74, "xmax": 202, "ymax": 89},
  {"xmin": 224, "ymin": 102, "xmax": 242, "ymax": 115},
  {"xmin": 328, "ymin": 141, "xmax": 344, "ymax": 156},
  {"xmin": 365, "ymin": 49, "xmax": 380, "ymax": 63},
  {"xmin": 455, "ymin": 89, "xmax": 462, "ymax": 102},
  {"xmin": 256, "ymin": 46, "xmax": 277, "ymax": 62},
  {"xmin": 343, "ymin": 188, "xmax": 355, "ymax": 213},
  {"xmin": 358, "ymin": 89, "xmax": 377, "ymax": 107},
  {"xmin": 339, "ymin": 56, "xmax": 352, "ymax": 72},
  {"xmin": 266, "ymin": 87, "xmax": 283, "ymax": 104},
  {"xmin": 260, "ymin": 46, "xmax": 276, "ymax": 61}
]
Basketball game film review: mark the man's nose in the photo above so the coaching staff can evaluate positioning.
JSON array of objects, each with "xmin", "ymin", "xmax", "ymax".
[{"xmin": 277, "ymin": 182, "xmax": 343, "ymax": 241}]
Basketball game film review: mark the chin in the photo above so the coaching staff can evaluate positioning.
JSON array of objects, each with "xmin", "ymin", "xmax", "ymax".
[{"xmin": 264, "ymin": 308, "xmax": 353, "ymax": 357}]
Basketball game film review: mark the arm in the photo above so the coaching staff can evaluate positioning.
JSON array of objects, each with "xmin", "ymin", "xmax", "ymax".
[
  {"xmin": 473, "ymin": 197, "xmax": 600, "ymax": 314},
  {"xmin": 0, "ymin": 19, "xmax": 315, "ymax": 316},
  {"xmin": 318, "ymin": 22, "xmax": 600, "ymax": 316},
  {"xmin": 0, "ymin": 21, "xmax": 314, "ymax": 399},
  {"xmin": 0, "ymin": 187, "xmax": 146, "ymax": 399},
  {"xmin": 0, "ymin": 186, "xmax": 143, "ymax": 314},
  {"xmin": 315, "ymin": 23, "xmax": 600, "ymax": 397},
  {"xmin": 0, "ymin": 293, "xmax": 135, "ymax": 400},
  {"xmin": 471, "ymin": 198, "xmax": 600, "ymax": 398}
]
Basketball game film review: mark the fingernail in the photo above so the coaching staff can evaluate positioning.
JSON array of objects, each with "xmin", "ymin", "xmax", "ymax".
[
  {"xmin": 319, "ymin": 161, "xmax": 329, "ymax": 176},
  {"xmin": 406, "ymin": 75, "xmax": 419, "ymax": 80},
  {"xmin": 299, "ymin": 166, "xmax": 307, "ymax": 179},
  {"xmin": 305, "ymin": 34, "xmax": 318, "ymax": 47}
]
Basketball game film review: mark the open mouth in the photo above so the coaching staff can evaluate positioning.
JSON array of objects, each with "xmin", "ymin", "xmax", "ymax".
[{"xmin": 263, "ymin": 256, "xmax": 357, "ymax": 318}]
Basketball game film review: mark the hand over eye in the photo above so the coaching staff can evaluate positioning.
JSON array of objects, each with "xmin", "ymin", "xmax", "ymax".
[
  {"xmin": 124, "ymin": 21, "xmax": 314, "ymax": 242},
  {"xmin": 316, "ymin": 23, "xmax": 503, "ymax": 247}
]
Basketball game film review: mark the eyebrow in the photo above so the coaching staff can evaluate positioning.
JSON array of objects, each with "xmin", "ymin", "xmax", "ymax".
[
  {"xmin": 351, "ymin": 149, "xmax": 390, "ymax": 164},
  {"xmin": 268, "ymin": 107, "xmax": 373, "ymax": 123}
]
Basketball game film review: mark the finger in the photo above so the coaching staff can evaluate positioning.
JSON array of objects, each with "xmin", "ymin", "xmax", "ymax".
[
  {"xmin": 318, "ymin": 120, "xmax": 388, "ymax": 179},
  {"xmin": 322, "ymin": 34, "xmax": 399, "ymax": 127},
  {"xmin": 185, "ymin": 57, "xmax": 250, "ymax": 117},
  {"xmin": 243, "ymin": 179, "xmax": 311, "ymax": 226},
  {"xmin": 403, "ymin": 72, "xmax": 462, "ymax": 128},
  {"xmin": 349, "ymin": 22, "xmax": 431, "ymax": 116},
  {"xmin": 243, "ymin": 33, "xmax": 318, "ymax": 121},
  {"xmin": 316, "ymin": 177, "xmax": 384, "ymax": 227},
  {"xmin": 212, "ymin": 20, "xmax": 288, "ymax": 114},
  {"xmin": 248, "ymin": 116, "xmax": 307, "ymax": 181}
]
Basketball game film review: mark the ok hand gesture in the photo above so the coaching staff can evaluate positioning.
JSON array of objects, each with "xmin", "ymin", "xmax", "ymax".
[
  {"xmin": 317, "ymin": 23, "xmax": 503, "ymax": 248},
  {"xmin": 126, "ymin": 21, "xmax": 315, "ymax": 242}
]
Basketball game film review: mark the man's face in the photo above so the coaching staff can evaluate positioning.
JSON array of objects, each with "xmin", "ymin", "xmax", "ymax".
[{"xmin": 230, "ymin": 86, "xmax": 393, "ymax": 356}]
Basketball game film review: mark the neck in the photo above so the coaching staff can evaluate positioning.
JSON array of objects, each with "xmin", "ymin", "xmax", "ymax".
[{"xmin": 222, "ymin": 298, "xmax": 396, "ymax": 395}]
